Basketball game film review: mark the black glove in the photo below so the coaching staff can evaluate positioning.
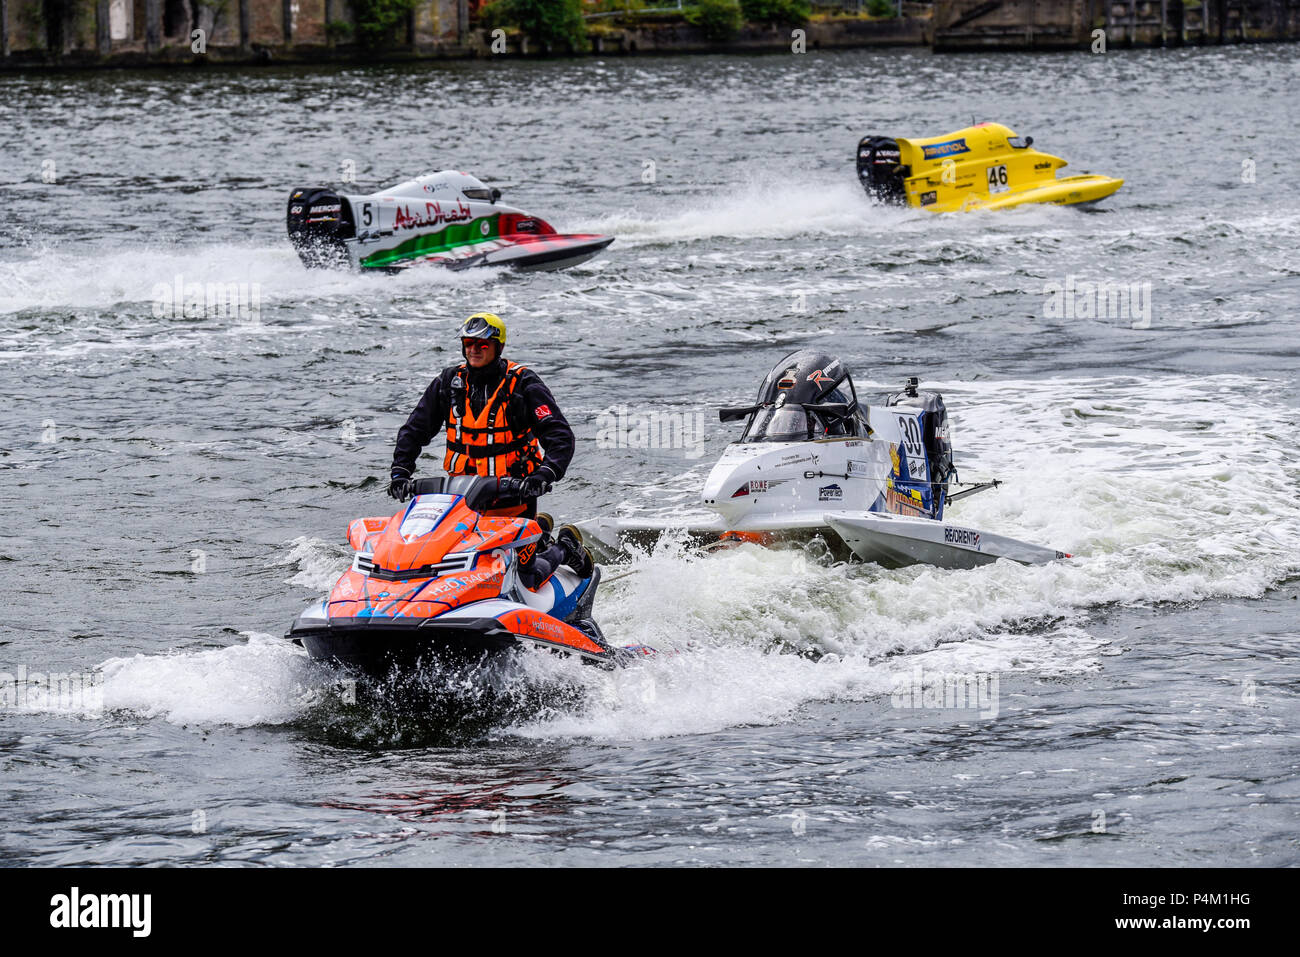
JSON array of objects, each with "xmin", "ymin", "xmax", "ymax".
[
  {"xmin": 519, "ymin": 466, "xmax": 554, "ymax": 500},
  {"xmin": 388, "ymin": 470, "xmax": 414, "ymax": 501}
]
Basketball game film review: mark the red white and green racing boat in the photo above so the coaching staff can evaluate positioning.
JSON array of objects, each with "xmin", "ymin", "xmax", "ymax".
[{"xmin": 287, "ymin": 171, "xmax": 613, "ymax": 273}]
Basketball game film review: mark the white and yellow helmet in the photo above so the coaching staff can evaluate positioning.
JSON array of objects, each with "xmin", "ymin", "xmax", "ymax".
[{"xmin": 459, "ymin": 312, "xmax": 507, "ymax": 355}]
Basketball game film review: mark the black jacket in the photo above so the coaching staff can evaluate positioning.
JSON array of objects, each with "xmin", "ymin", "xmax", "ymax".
[{"xmin": 390, "ymin": 357, "xmax": 575, "ymax": 480}]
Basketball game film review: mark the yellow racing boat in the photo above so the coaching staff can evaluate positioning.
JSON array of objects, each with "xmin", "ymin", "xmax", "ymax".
[{"xmin": 857, "ymin": 122, "xmax": 1123, "ymax": 213}]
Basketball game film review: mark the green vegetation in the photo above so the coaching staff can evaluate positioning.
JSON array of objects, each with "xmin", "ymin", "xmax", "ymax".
[
  {"xmin": 325, "ymin": 19, "xmax": 354, "ymax": 42},
  {"xmin": 867, "ymin": 0, "xmax": 895, "ymax": 17},
  {"xmin": 687, "ymin": 0, "xmax": 744, "ymax": 41},
  {"xmin": 481, "ymin": 0, "xmax": 589, "ymax": 52},
  {"xmin": 739, "ymin": 0, "xmax": 812, "ymax": 24},
  {"xmin": 587, "ymin": 0, "xmax": 652, "ymax": 12},
  {"xmin": 350, "ymin": 0, "xmax": 421, "ymax": 47}
]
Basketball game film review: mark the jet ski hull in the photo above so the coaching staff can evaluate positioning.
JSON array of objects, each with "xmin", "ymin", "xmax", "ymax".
[
  {"xmin": 289, "ymin": 615, "xmax": 521, "ymax": 674},
  {"xmin": 287, "ymin": 612, "xmax": 618, "ymax": 676}
]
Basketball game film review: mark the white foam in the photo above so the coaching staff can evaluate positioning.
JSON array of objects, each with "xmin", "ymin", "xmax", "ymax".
[
  {"xmin": 576, "ymin": 174, "xmax": 909, "ymax": 244},
  {"xmin": 272, "ymin": 536, "xmax": 351, "ymax": 591},
  {"xmin": 96, "ymin": 632, "xmax": 331, "ymax": 727}
]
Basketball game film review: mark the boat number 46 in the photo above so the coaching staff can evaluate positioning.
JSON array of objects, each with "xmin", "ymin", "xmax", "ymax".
[{"xmin": 986, "ymin": 165, "xmax": 1009, "ymax": 194}]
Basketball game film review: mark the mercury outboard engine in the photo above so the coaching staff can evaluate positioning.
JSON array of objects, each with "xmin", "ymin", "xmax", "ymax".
[
  {"xmin": 286, "ymin": 187, "xmax": 355, "ymax": 268},
  {"xmin": 885, "ymin": 376, "xmax": 954, "ymax": 511},
  {"xmin": 857, "ymin": 135, "xmax": 908, "ymax": 205}
]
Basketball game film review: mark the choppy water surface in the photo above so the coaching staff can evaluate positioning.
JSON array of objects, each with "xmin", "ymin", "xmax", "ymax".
[{"xmin": 1, "ymin": 46, "xmax": 1298, "ymax": 866}]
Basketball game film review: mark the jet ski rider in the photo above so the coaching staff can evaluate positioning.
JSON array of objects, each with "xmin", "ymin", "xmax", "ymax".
[{"xmin": 387, "ymin": 312, "xmax": 592, "ymax": 587}]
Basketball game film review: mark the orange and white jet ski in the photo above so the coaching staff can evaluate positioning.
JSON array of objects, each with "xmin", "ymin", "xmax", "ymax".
[{"xmin": 286, "ymin": 476, "xmax": 646, "ymax": 677}]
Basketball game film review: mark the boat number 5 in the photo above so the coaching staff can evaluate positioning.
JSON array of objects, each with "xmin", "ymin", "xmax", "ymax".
[
  {"xmin": 987, "ymin": 165, "xmax": 1009, "ymax": 194},
  {"xmin": 361, "ymin": 202, "xmax": 374, "ymax": 227},
  {"xmin": 897, "ymin": 415, "xmax": 924, "ymax": 459}
]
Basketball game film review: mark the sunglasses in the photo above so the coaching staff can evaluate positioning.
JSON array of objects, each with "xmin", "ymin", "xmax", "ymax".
[{"xmin": 462, "ymin": 339, "xmax": 495, "ymax": 350}]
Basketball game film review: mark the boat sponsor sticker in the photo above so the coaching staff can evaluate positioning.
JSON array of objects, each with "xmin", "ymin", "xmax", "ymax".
[
  {"xmin": 779, "ymin": 452, "xmax": 819, "ymax": 466},
  {"xmin": 818, "ymin": 483, "xmax": 843, "ymax": 502},
  {"xmin": 749, "ymin": 479, "xmax": 769, "ymax": 493},
  {"xmin": 399, "ymin": 495, "xmax": 456, "ymax": 541},
  {"xmin": 922, "ymin": 138, "xmax": 969, "ymax": 160},
  {"xmin": 394, "ymin": 199, "xmax": 472, "ymax": 230},
  {"xmin": 423, "ymin": 568, "xmax": 502, "ymax": 598},
  {"xmin": 886, "ymin": 484, "xmax": 928, "ymax": 517},
  {"xmin": 847, "ymin": 459, "xmax": 870, "ymax": 477},
  {"xmin": 920, "ymin": 190, "xmax": 937, "ymax": 206},
  {"xmin": 944, "ymin": 526, "xmax": 981, "ymax": 550}
]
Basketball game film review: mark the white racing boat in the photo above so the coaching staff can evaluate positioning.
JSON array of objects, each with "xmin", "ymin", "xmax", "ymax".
[{"xmin": 578, "ymin": 350, "xmax": 1069, "ymax": 570}]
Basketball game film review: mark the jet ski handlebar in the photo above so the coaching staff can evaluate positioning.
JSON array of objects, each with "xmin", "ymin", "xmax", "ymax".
[{"xmin": 405, "ymin": 475, "xmax": 552, "ymax": 508}]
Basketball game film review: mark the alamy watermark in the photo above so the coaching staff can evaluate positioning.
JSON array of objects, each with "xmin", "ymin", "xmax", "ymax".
[
  {"xmin": 1042, "ymin": 275, "xmax": 1152, "ymax": 329},
  {"xmin": 0, "ymin": 665, "xmax": 103, "ymax": 715},
  {"xmin": 596, "ymin": 406, "xmax": 707, "ymax": 459},
  {"xmin": 890, "ymin": 666, "xmax": 1000, "ymax": 719},
  {"xmin": 151, "ymin": 274, "xmax": 261, "ymax": 323}
]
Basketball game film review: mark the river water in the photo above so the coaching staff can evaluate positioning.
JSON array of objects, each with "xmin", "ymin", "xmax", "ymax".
[{"xmin": 1, "ymin": 45, "xmax": 1298, "ymax": 866}]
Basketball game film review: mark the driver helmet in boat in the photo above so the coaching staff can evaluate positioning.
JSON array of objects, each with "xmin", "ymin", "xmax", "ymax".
[
  {"xmin": 459, "ymin": 312, "xmax": 507, "ymax": 359},
  {"xmin": 742, "ymin": 350, "xmax": 864, "ymax": 442},
  {"xmin": 411, "ymin": 170, "xmax": 498, "ymax": 202}
]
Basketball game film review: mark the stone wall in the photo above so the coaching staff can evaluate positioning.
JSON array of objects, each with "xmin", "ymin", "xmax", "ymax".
[
  {"xmin": 2, "ymin": 0, "xmax": 1297, "ymax": 64},
  {"xmin": 0, "ymin": 0, "xmax": 461, "ymax": 57},
  {"xmin": 933, "ymin": 0, "xmax": 1300, "ymax": 50}
]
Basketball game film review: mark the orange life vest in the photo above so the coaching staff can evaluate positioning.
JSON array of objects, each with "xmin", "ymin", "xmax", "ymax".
[{"xmin": 443, "ymin": 361, "xmax": 543, "ymax": 478}]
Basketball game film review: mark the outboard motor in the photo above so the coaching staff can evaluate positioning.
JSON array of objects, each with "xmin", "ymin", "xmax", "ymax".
[
  {"xmin": 857, "ymin": 135, "xmax": 909, "ymax": 205},
  {"xmin": 286, "ymin": 187, "xmax": 355, "ymax": 268},
  {"xmin": 885, "ymin": 376, "xmax": 954, "ymax": 511}
]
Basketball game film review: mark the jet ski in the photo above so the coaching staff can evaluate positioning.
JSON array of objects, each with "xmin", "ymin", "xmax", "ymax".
[
  {"xmin": 286, "ymin": 170, "xmax": 614, "ymax": 272},
  {"xmin": 285, "ymin": 475, "xmax": 643, "ymax": 678},
  {"xmin": 857, "ymin": 122, "xmax": 1123, "ymax": 213},
  {"xmin": 578, "ymin": 350, "xmax": 1069, "ymax": 570}
]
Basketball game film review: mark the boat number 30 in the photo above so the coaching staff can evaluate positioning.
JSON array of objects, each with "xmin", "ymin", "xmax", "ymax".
[
  {"xmin": 896, "ymin": 415, "xmax": 924, "ymax": 459},
  {"xmin": 986, "ymin": 165, "xmax": 1009, "ymax": 194}
]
